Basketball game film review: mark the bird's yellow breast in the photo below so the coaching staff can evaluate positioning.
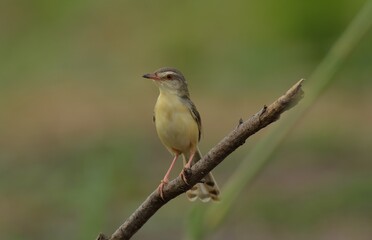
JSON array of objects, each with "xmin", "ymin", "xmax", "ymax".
[{"xmin": 154, "ymin": 92, "xmax": 199, "ymax": 154}]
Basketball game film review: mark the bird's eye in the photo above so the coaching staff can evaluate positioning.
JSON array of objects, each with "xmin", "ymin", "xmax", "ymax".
[{"xmin": 166, "ymin": 74, "xmax": 172, "ymax": 80}]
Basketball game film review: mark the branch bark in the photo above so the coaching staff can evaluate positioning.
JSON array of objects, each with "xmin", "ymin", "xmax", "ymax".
[{"xmin": 96, "ymin": 79, "xmax": 305, "ymax": 240}]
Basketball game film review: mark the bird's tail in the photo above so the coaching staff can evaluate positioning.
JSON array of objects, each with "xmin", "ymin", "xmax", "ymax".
[{"xmin": 183, "ymin": 148, "xmax": 220, "ymax": 202}]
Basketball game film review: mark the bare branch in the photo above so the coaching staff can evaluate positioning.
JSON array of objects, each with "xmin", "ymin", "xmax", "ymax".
[{"xmin": 96, "ymin": 79, "xmax": 305, "ymax": 240}]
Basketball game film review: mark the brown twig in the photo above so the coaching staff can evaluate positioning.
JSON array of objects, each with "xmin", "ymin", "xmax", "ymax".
[{"xmin": 96, "ymin": 79, "xmax": 305, "ymax": 240}]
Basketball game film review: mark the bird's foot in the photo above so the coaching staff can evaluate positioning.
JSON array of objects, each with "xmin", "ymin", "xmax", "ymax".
[
  {"xmin": 157, "ymin": 179, "xmax": 168, "ymax": 200},
  {"xmin": 180, "ymin": 167, "xmax": 192, "ymax": 185}
]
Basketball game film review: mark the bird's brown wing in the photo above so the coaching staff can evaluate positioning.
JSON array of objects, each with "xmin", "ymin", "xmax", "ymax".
[{"xmin": 181, "ymin": 96, "xmax": 202, "ymax": 141}]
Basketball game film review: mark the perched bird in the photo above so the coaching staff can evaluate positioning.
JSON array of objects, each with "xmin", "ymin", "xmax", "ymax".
[{"xmin": 143, "ymin": 67, "xmax": 220, "ymax": 202}]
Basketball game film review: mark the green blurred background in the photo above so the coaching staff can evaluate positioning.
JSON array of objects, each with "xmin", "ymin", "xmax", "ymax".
[{"xmin": 1, "ymin": 0, "xmax": 371, "ymax": 239}]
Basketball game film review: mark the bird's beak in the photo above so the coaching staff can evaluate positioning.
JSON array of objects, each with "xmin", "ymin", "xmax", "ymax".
[{"xmin": 142, "ymin": 73, "xmax": 159, "ymax": 80}]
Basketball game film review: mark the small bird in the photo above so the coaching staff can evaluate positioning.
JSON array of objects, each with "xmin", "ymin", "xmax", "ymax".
[{"xmin": 143, "ymin": 67, "xmax": 220, "ymax": 202}]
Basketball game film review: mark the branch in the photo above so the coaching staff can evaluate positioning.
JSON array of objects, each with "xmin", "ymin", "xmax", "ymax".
[{"xmin": 96, "ymin": 79, "xmax": 305, "ymax": 240}]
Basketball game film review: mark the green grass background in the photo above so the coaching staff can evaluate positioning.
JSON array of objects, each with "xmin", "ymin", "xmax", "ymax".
[{"xmin": 1, "ymin": 0, "xmax": 371, "ymax": 239}]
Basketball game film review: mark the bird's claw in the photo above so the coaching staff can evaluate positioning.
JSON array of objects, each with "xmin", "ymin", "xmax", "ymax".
[
  {"xmin": 157, "ymin": 180, "xmax": 168, "ymax": 200},
  {"xmin": 180, "ymin": 167, "xmax": 192, "ymax": 185}
]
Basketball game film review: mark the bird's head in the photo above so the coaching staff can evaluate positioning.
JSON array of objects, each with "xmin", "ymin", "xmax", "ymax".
[{"xmin": 143, "ymin": 67, "xmax": 189, "ymax": 96}]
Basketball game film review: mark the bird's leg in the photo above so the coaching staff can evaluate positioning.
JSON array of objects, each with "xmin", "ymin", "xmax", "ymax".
[
  {"xmin": 158, "ymin": 154, "xmax": 178, "ymax": 200},
  {"xmin": 184, "ymin": 152, "xmax": 195, "ymax": 169},
  {"xmin": 180, "ymin": 151, "xmax": 195, "ymax": 185}
]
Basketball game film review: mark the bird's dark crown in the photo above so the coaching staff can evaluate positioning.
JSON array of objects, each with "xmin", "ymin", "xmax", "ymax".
[{"xmin": 155, "ymin": 67, "xmax": 184, "ymax": 77}]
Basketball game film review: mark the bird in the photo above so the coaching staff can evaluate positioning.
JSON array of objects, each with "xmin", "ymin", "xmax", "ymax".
[{"xmin": 142, "ymin": 67, "xmax": 220, "ymax": 202}]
